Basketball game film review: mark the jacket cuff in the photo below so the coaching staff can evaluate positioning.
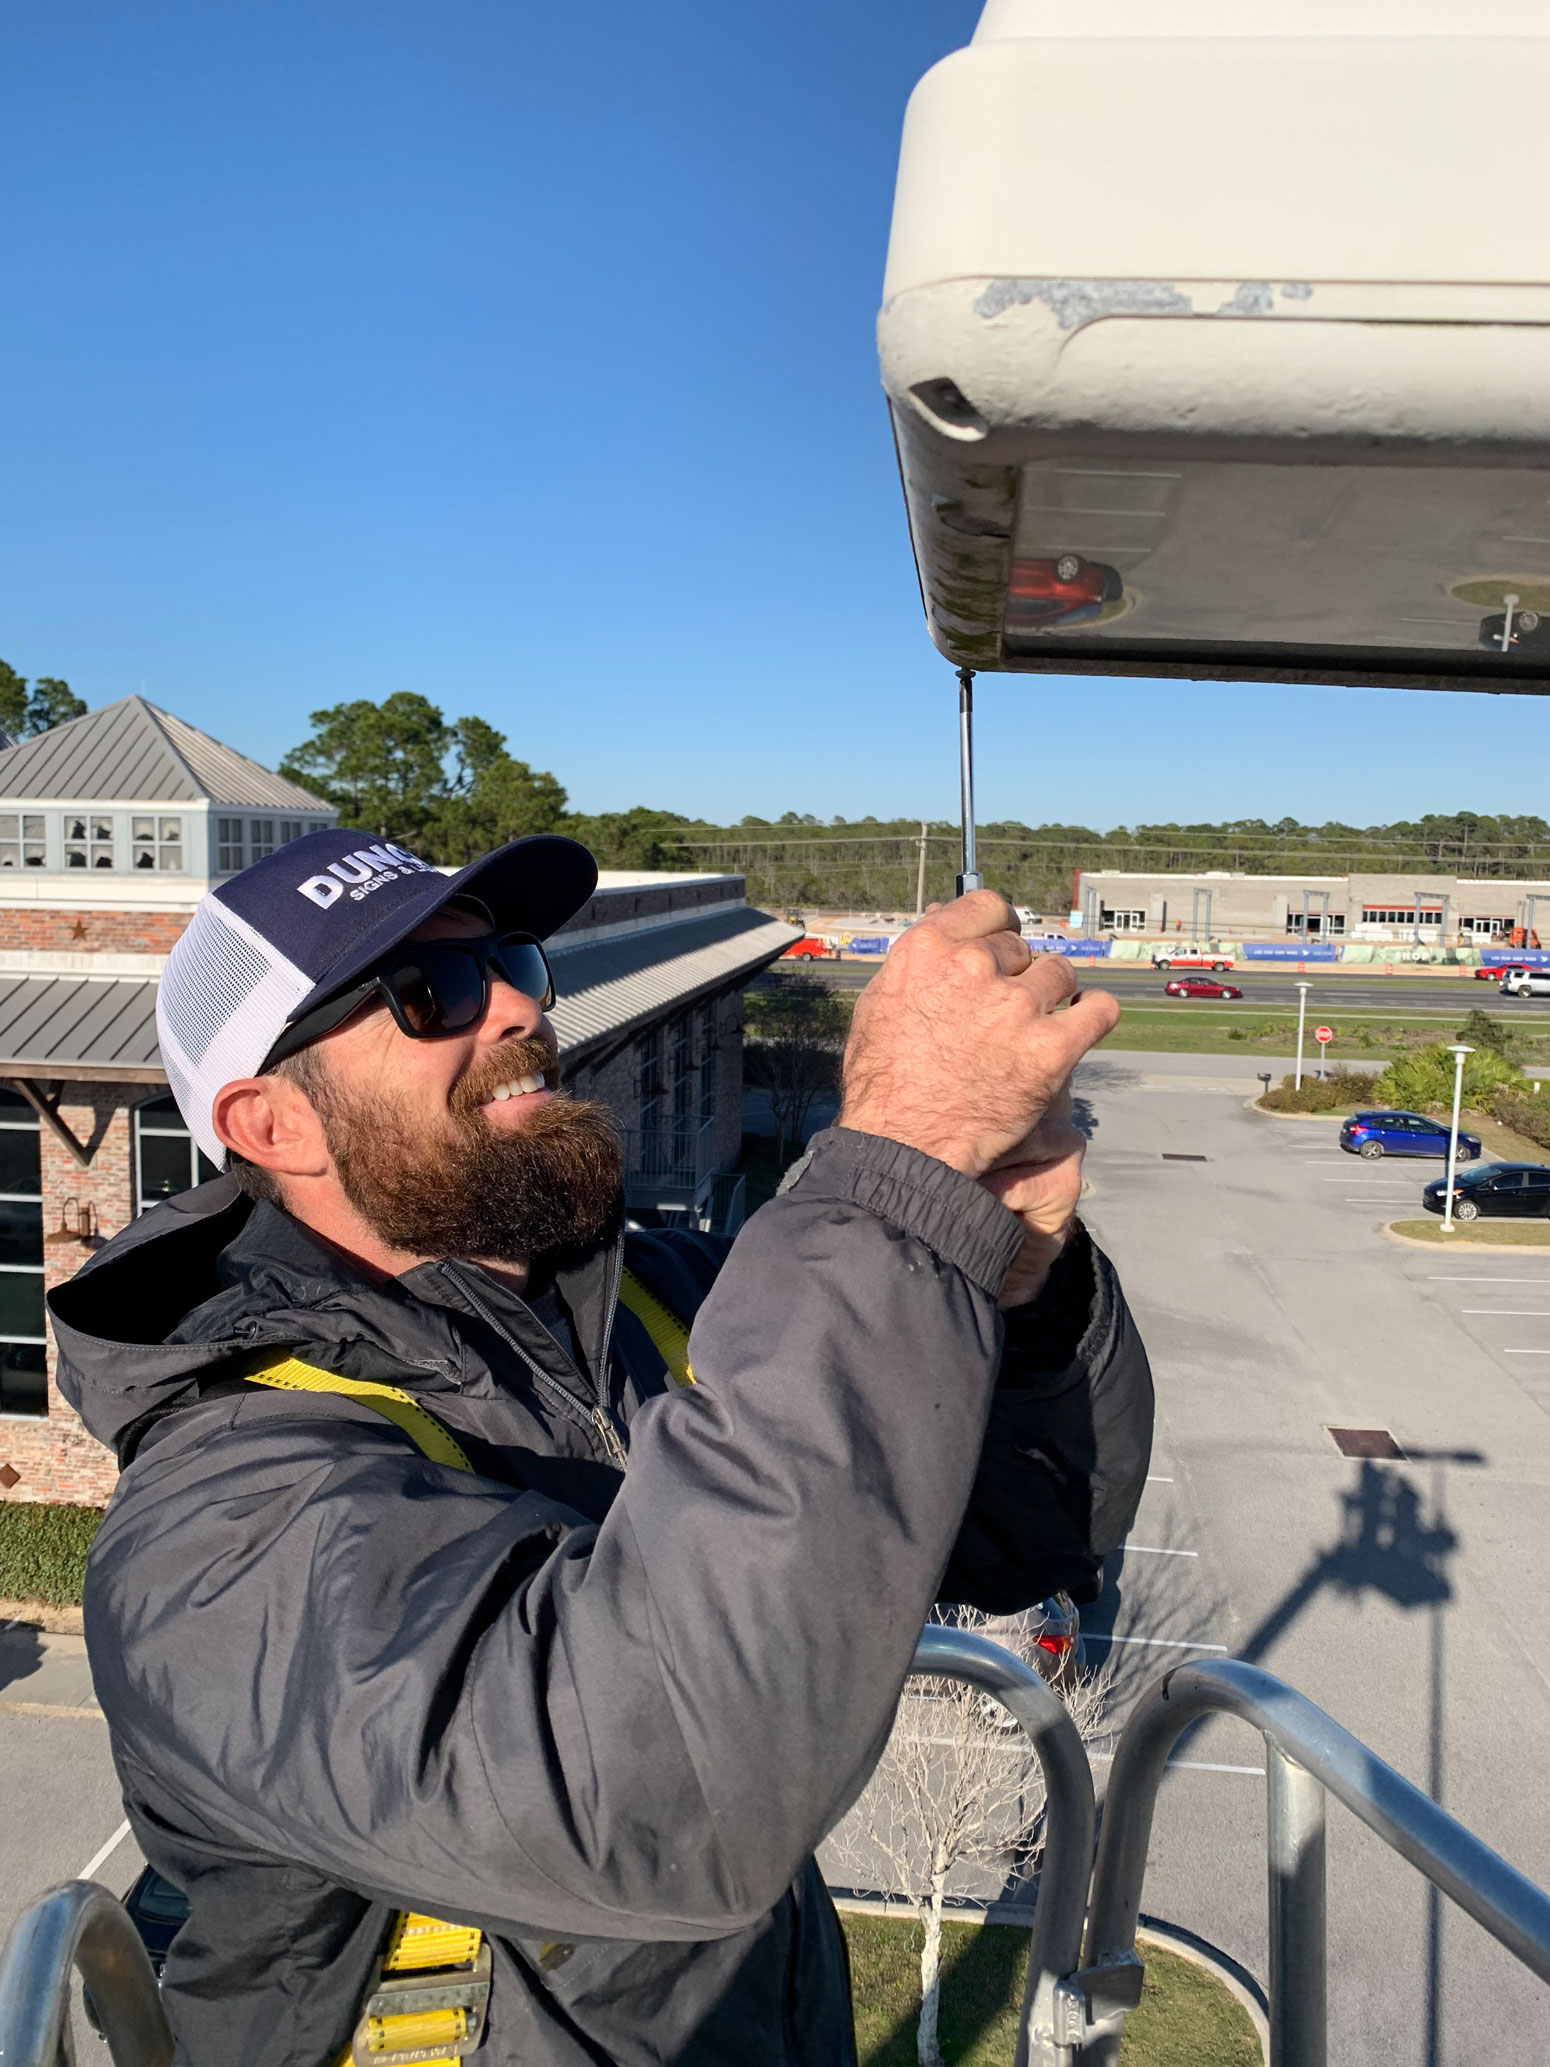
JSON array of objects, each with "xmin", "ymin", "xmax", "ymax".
[{"xmin": 786, "ymin": 1127, "xmax": 1026, "ymax": 1297}]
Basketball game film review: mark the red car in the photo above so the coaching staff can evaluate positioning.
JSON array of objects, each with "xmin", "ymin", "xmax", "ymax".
[
  {"xmin": 1164, "ymin": 977, "xmax": 1242, "ymax": 999},
  {"xmin": 782, "ymin": 936, "xmax": 833, "ymax": 962},
  {"xmin": 1004, "ymin": 554, "xmax": 1123, "ymax": 634},
  {"xmin": 1476, "ymin": 962, "xmax": 1531, "ymax": 981}
]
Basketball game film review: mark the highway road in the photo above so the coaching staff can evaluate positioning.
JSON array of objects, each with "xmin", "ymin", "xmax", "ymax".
[{"xmin": 769, "ymin": 958, "xmax": 1550, "ymax": 1019}]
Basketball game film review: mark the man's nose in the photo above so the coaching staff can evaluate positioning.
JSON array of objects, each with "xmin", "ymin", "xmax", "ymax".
[{"xmin": 478, "ymin": 973, "xmax": 546, "ymax": 1045}]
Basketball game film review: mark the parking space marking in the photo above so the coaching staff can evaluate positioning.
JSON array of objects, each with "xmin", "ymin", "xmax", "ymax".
[
  {"xmin": 1145, "ymin": 1475, "xmax": 1174, "ymax": 1483},
  {"xmin": 1462, "ymin": 1310, "xmax": 1550, "ymax": 1316},
  {"xmin": 1428, "ymin": 1276, "xmax": 1550, "ymax": 1284},
  {"xmin": 1504, "ymin": 1349, "xmax": 1550, "ymax": 1356},
  {"xmin": 1084, "ymin": 1634, "xmax": 1229, "ymax": 1652},
  {"xmin": 78, "ymin": 1819, "xmax": 131, "ymax": 1881},
  {"xmin": 1125, "ymin": 1545, "xmax": 1199, "ymax": 1558}
]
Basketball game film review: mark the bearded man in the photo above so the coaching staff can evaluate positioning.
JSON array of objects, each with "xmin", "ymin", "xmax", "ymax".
[{"xmin": 51, "ymin": 828, "xmax": 1152, "ymax": 2067}]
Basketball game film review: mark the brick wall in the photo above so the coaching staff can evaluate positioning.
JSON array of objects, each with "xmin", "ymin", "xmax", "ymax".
[
  {"xmin": 0, "ymin": 908, "xmax": 191, "ymax": 953},
  {"xmin": 0, "ymin": 1083, "xmax": 136, "ymax": 1507}
]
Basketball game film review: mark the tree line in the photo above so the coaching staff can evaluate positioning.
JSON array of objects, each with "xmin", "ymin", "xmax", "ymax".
[
  {"xmin": 272, "ymin": 695, "xmax": 1550, "ymax": 903},
  {"xmin": 0, "ymin": 662, "xmax": 87, "ymax": 739}
]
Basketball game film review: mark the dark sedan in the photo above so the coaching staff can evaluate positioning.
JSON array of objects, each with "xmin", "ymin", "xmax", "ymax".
[{"xmin": 1423, "ymin": 1162, "xmax": 1550, "ymax": 1221}]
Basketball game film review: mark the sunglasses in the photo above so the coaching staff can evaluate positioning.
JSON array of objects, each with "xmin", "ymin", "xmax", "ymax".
[{"xmin": 266, "ymin": 931, "xmax": 556, "ymax": 1067}]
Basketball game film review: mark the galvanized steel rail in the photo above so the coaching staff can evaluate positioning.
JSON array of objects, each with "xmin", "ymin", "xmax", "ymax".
[
  {"xmin": 1080, "ymin": 1657, "xmax": 1550, "ymax": 2065},
  {"xmin": 0, "ymin": 1876, "xmax": 173, "ymax": 2067}
]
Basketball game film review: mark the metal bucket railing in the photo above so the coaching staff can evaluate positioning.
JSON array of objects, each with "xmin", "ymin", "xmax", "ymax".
[
  {"xmin": 0, "ymin": 1876, "xmax": 172, "ymax": 2067},
  {"xmin": 4, "ymin": 1640, "xmax": 1548, "ymax": 2066}
]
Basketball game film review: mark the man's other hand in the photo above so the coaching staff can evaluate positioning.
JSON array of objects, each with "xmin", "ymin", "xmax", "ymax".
[
  {"xmin": 980, "ymin": 1089, "xmax": 1086, "ymax": 1308},
  {"xmin": 837, "ymin": 892, "xmax": 1118, "ymax": 1179}
]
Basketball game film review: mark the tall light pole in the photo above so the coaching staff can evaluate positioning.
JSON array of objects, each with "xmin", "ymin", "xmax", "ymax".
[
  {"xmin": 915, "ymin": 822, "xmax": 929, "ymax": 918},
  {"xmin": 1294, "ymin": 982, "xmax": 1311, "ymax": 1090},
  {"xmin": 1441, "ymin": 1043, "xmax": 1473, "ymax": 1234}
]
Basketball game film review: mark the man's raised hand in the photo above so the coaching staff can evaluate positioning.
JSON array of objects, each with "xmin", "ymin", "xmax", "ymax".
[{"xmin": 837, "ymin": 891, "xmax": 1118, "ymax": 1178}]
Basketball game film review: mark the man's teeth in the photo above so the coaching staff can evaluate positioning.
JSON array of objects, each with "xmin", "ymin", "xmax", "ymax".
[{"xmin": 489, "ymin": 1072, "xmax": 548, "ymax": 1102}]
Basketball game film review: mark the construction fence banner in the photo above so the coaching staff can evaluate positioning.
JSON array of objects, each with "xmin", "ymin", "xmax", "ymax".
[
  {"xmin": 1028, "ymin": 937, "xmax": 1112, "ymax": 958},
  {"xmin": 840, "ymin": 935, "xmax": 895, "ymax": 956},
  {"xmin": 1241, "ymin": 942, "xmax": 1341, "ymax": 962}
]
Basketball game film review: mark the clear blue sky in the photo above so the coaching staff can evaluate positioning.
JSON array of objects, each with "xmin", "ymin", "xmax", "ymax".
[{"xmin": 4, "ymin": 1, "xmax": 1548, "ymax": 831}]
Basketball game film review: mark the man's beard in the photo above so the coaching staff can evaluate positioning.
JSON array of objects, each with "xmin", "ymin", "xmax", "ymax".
[{"xmin": 313, "ymin": 1036, "xmax": 624, "ymax": 1264}]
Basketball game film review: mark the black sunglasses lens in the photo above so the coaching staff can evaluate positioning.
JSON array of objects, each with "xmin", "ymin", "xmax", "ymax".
[
  {"xmin": 384, "ymin": 947, "xmax": 488, "ymax": 1035},
  {"xmin": 491, "ymin": 936, "xmax": 553, "ymax": 1006}
]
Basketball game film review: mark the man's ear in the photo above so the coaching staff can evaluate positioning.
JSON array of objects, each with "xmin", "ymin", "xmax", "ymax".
[{"xmin": 212, "ymin": 1074, "xmax": 332, "ymax": 1179}]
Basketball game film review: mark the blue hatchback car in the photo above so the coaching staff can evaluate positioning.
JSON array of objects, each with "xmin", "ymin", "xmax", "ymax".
[{"xmin": 1340, "ymin": 1109, "xmax": 1481, "ymax": 1161}]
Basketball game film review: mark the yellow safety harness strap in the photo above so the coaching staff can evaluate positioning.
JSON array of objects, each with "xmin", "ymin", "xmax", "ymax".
[
  {"xmin": 618, "ymin": 1266, "xmax": 696, "ymax": 1386},
  {"xmin": 244, "ymin": 1356, "xmax": 476, "ymax": 1474}
]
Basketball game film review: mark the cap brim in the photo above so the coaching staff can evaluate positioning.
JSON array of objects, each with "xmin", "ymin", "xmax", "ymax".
[{"xmin": 283, "ymin": 834, "xmax": 597, "ymax": 1023}]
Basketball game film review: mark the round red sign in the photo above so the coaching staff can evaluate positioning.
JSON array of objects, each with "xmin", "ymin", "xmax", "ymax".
[{"xmin": 1314, "ymin": 1025, "xmax": 1334, "ymax": 1044}]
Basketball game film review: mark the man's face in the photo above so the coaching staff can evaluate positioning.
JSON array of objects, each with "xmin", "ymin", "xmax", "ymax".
[{"xmin": 298, "ymin": 905, "xmax": 623, "ymax": 1263}]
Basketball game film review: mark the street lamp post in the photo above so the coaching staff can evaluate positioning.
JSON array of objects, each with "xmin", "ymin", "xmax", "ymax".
[
  {"xmin": 1441, "ymin": 1044, "xmax": 1473, "ymax": 1234},
  {"xmin": 1294, "ymin": 982, "xmax": 1311, "ymax": 1090}
]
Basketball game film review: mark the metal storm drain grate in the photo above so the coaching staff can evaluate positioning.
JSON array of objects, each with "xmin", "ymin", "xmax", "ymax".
[
  {"xmin": 1327, "ymin": 1427, "xmax": 1407, "ymax": 1460},
  {"xmin": 1161, "ymin": 1153, "xmax": 1209, "ymax": 1162}
]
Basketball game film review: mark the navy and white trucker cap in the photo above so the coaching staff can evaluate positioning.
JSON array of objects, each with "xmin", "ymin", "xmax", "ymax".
[{"xmin": 156, "ymin": 828, "xmax": 597, "ymax": 1169}]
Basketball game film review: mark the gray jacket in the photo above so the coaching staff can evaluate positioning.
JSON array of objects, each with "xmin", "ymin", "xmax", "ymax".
[{"xmin": 51, "ymin": 1126, "xmax": 1152, "ymax": 2067}]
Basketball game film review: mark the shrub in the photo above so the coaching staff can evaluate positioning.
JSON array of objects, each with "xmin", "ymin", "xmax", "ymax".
[
  {"xmin": 1457, "ymin": 1008, "xmax": 1524, "ymax": 1062},
  {"xmin": 1261, "ymin": 1067, "xmax": 1382, "ymax": 1113},
  {"xmin": 1493, "ymin": 1088, "xmax": 1550, "ymax": 1153},
  {"xmin": 0, "ymin": 1503, "xmax": 103, "ymax": 1607},
  {"xmin": 1376, "ymin": 1043, "xmax": 1523, "ymax": 1112}
]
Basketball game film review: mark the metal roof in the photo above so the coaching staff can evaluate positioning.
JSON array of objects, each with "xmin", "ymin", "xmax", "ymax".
[
  {"xmin": 0, "ymin": 908, "xmax": 801, "ymax": 1083},
  {"xmin": 549, "ymin": 907, "xmax": 802, "ymax": 1058},
  {"xmin": 0, "ymin": 975, "xmax": 163, "ymax": 1082},
  {"xmin": 0, "ymin": 697, "xmax": 331, "ymax": 811}
]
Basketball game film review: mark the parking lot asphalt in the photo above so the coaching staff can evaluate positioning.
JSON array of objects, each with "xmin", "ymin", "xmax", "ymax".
[{"xmin": 1074, "ymin": 1048, "xmax": 1550, "ymax": 2063}]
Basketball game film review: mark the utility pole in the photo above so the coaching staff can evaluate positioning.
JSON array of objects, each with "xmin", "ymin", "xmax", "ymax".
[{"xmin": 915, "ymin": 821, "xmax": 929, "ymax": 918}]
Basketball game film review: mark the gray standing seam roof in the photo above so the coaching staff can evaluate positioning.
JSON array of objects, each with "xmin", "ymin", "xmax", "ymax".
[
  {"xmin": 0, "ymin": 697, "xmax": 331, "ymax": 811},
  {"xmin": 0, "ymin": 908, "xmax": 801, "ymax": 1083}
]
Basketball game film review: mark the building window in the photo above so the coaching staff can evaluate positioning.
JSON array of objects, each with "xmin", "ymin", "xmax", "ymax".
[
  {"xmin": 1362, "ymin": 907, "xmax": 1443, "ymax": 927},
  {"xmin": 131, "ymin": 816, "xmax": 184, "ymax": 872},
  {"xmin": 1285, "ymin": 912, "xmax": 1347, "ymax": 937},
  {"xmin": 64, "ymin": 814, "xmax": 115, "ymax": 869},
  {"xmin": 1465, "ymin": 916, "xmax": 1512, "ymax": 938},
  {"xmin": 0, "ymin": 814, "xmax": 46, "ymax": 870},
  {"xmin": 249, "ymin": 818, "xmax": 276, "ymax": 860},
  {"xmin": 280, "ymin": 820, "xmax": 305, "ymax": 846},
  {"xmin": 0, "ymin": 1091, "xmax": 45, "ymax": 1417},
  {"xmin": 217, "ymin": 817, "xmax": 245, "ymax": 871},
  {"xmin": 1099, "ymin": 907, "xmax": 1147, "ymax": 932},
  {"xmin": 134, "ymin": 1094, "xmax": 218, "ymax": 1213}
]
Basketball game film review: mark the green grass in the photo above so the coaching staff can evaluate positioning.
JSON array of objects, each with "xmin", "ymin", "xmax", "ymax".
[
  {"xmin": 1390, "ymin": 1218, "xmax": 1550, "ymax": 1247},
  {"xmin": 1099, "ymin": 1006, "xmax": 1550, "ymax": 1063},
  {"xmin": 843, "ymin": 1914, "xmax": 1259, "ymax": 2067},
  {"xmin": 0, "ymin": 1503, "xmax": 103, "ymax": 1607}
]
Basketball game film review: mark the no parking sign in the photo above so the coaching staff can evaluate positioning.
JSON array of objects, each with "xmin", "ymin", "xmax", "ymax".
[{"xmin": 1315, "ymin": 1026, "xmax": 1334, "ymax": 1046}]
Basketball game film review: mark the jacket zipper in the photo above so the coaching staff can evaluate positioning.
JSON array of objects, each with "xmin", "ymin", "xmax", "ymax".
[{"xmin": 439, "ymin": 1260, "xmax": 630, "ymax": 1471}]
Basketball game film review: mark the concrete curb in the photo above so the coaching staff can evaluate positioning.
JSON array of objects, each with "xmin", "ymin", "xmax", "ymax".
[
  {"xmin": 1246, "ymin": 1098, "xmax": 1355, "ymax": 1122},
  {"xmin": 827, "ymin": 1892, "xmax": 1267, "ymax": 2063},
  {"xmin": 1381, "ymin": 1221, "xmax": 1550, "ymax": 1252}
]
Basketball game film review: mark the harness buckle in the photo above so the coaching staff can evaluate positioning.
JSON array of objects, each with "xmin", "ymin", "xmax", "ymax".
[{"xmin": 350, "ymin": 1943, "xmax": 491, "ymax": 2065}]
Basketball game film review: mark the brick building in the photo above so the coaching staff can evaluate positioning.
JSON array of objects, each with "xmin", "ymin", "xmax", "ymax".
[{"xmin": 0, "ymin": 699, "xmax": 795, "ymax": 1507}]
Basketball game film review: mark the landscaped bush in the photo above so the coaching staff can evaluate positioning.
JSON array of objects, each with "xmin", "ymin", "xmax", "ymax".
[
  {"xmin": 1493, "ymin": 1088, "xmax": 1550, "ymax": 1153},
  {"xmin": 1376, "ymin": 1043, "xmax": 1522, "ymax": 1112},
  {"xmin": 0, "ymin": 1503, "xmax": 103, "ymax": 1606},
  {"xmin": 1261, "ymin": 1068, "xmax": 1381, "ymax": 1113}
]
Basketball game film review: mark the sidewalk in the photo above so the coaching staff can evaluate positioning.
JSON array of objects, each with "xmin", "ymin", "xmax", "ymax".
[{"xmin": 0, "ymin": 1623, "xmax": 101, "ymax": 1717}]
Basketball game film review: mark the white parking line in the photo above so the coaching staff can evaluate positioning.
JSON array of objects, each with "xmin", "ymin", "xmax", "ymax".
[
  {"xmin": 1462, "ymin": 1310, "xmax": 1550, "ymax": 1316},
  {"xmin": 1125, "ymin": 1545, "xmax": 1199, "ymax": 1558},
  {"xmin": 1504, "ymin": 1349, "xmax": 1550, "ymax": 1356},
  {"xmin": 78, "ymin": 1819, "xmax": 131, "ymax": 1881},
  {"xmin": 1145, "ymin": 1475, "xmax": 1174, "ymax": 1483},
  {"xmin": 1083, "ymin": 1634, "xmax": 1229, "ymax": 1652},
  {"xmin": 1090, "ymin": 1752, "xmax": 1265, "ymax": 1777},
  {"xmin": 1429, "ymin": 1276, "xmax": 1550, "ymax": 1283}
]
